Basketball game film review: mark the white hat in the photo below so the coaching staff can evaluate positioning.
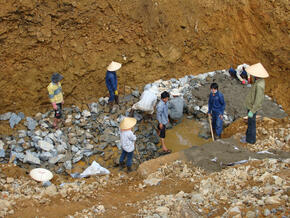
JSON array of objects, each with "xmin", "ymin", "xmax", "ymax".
[
  {"xmin": 246, "ymin": 63, "xmax": 269, "ymax": 78},
  {"xmin": 120, "ymin": 117, "xmax": 137, "ymax": 130},
  {"xmin": 107, "ymin": 61, "xmax": 122, "ymax": 71},
  {"xmin": 30, "ymin": 168, "xmax": 53, "ymax": 182},
  {"xmin": 171, "ymin": 89, "xmax": 181, "ymax": 96}
]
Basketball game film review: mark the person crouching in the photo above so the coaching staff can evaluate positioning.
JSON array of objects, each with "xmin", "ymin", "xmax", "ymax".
[{"xmin": 119, "ymin": 117, "xmax": 137, "ymax": 173}]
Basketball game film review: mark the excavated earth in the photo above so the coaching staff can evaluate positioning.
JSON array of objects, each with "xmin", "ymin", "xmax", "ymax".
[{"xmin": 0, "ymin": 0, "xmax": 289, "ymax": 115}]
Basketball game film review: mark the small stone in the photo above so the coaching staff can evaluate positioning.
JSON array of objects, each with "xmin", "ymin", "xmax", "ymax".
[
  {"xmin": 89, "ymin": 102, "xmax": 99, "ymax": 114},
  {"xmin": 24, "ymin": 152, "xmax": 41, "ymax": 165},
  {"xmin": 229, "ymin": 206, "xmax": 241, "ymax": 216},
  {"xmin": 6, "ymin": 177, "xmax": 14, "ymax": 183},
  {"xmin": 0, "ymin": 149, "xmax": 5, "ymax": 158},
  {"xmin": 156, "ymin": 206, "xmax": 169, "ymax": 216},
  {"xmin": 43, "ymin": 184, "xmax": 57, "ymax": 196},
  {"xmin": 82, "ymin": 110, "xmax": 91, "ymax": 118},
  {"xmin": 144, "ymin": 178, "xmax": 162, "ymax": 186},
  {"xmin": 264, "ymin": 209, "xmax": 271, "ymax": 216},
  {"xmin": 265, "ymin": 196, "xmax": 281, "ymax": 205},
  {"xmin": 25, "ymin": 117, "xmax": 38, "ymax": 131},
  {"xmin": 38, "ymin": 140, "xmax": 54, "ymax": 152},
  {"xmin": 246, "ymin": 211, "xmax": 256, "ymax": 218},
  {"xmin": 0, "ymin": 112, "xmax": 12, "ymax": 121},
  {"xmin": 64, "ymin": 160, "xmax": 72, "ymax": 170}
]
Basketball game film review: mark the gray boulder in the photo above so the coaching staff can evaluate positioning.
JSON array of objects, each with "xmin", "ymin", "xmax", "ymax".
[
  {"xmin": 25, "ymin": 117, "xmax": 37, "ymax": 131},
  {"xmin": 89, "ymin": 102, "xmax": 99, "ymax": 114},
  {"xmin": 23, "ymin": 152, "xmax": 41, "ymax": 165}
]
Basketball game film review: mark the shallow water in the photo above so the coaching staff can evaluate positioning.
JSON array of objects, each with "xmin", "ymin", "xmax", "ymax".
[{"xmin": 165, "ymin": 118, "xmax": 210, "ymax": 153}]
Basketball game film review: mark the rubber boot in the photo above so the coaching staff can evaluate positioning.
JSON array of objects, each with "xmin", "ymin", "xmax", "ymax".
[
  {"xmin": 127, "ymin": 166, "xmax": 132, "ymax": 173},
  {"xmin": 119, "ymin": 161, "xmax": 125, "ymax": 170},
  {"xmin": 114, "ymin": 95, "xmax": 119, "ymax": 105}
]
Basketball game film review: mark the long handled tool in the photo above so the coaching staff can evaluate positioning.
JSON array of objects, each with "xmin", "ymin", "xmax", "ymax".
[{"xmin": 208, "ymin": 115, "xmax": 215, "ymax": 142}]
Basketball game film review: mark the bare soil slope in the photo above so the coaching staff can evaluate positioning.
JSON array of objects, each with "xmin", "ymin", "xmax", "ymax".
[{"xmin": 0, "ymin": 0, "xmax": 289, "ymax": 115}]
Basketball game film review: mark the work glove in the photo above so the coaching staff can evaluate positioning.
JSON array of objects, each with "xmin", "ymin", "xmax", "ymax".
[
  {"xmin": 52, "ymin": 102, "xmax": 58, "ymax": 110},
  {"xmin": 242, "ymin": 80, "xmax": 246, "ymax": 85},
  {"xmin": 248, "ymin": 111, "xmax": 253, "ymax": 118},
  {"xmin": 114, "ymin": 90, "xmax": 118, "ymax": 95}
]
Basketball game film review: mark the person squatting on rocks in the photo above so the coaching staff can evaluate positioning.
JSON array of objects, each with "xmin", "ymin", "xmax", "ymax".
[
  {"xmin": 240, "ymin": 63, "xmax": 269, "ymax": 144},
  {"xmin": 208, "ymin": 83, "xmax": 226, "ymax": 139},
  {"xmin": 119, "ymin": 117, "xmax": 137, "ymax": 173},
  {"xmin": 229, "ymin": 63, "xmax": 250, "ymax": 85},
  {"xmin": 105, "ymin": 61, "xmax": 122, "ymax": 106},
  {"xmin": 47, "ymin": 73, "xmax": 64, "ymax": 129},
  {"xmin": 168, "ymin": 89, "xmax": 187, "ymax": 123},
  {"xmin": 156, "ymin": 91, "xmax": 171, "ymax": 154}
]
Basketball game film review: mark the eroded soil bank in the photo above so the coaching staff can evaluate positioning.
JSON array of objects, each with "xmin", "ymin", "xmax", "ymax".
[{"xmin": 0, "ymin": 0, "xmax": 289, "ymax": 115}]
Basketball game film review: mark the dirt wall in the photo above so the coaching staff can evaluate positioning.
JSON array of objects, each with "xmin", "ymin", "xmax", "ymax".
[{"xmin": 0, "ymin": 0, "xmax": 289, "ymax": 115}]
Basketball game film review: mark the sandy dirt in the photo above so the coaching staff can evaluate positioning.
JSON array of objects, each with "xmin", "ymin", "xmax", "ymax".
[{"xmin": 0, "ymin": 0, "xmax": 289, "ymax": 116}]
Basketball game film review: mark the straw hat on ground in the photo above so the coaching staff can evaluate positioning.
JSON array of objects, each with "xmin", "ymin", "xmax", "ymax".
[
  {"xmin": 245, "ymin": 63, "xmax": 269, "ymax": 78},
  {"xmin": 171, "ymin": 89, "xmax": 181, "ymax": 96},
  {"xmin": 120, "ymin": 117, "xmax": 137, "ymax": 130},
  {"xmin": 30, "ymin": 168, "xmax": 53, "ymax": 182},
  {"xmin": 107, "ymin": 61, "xmax": 122, "ymax": 71}
]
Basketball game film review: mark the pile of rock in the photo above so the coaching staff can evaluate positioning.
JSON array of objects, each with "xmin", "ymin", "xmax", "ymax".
[
  {"xmin": 250, "ymin": 125, "xmax": 290, "ymax": 152},
  {"xmin": 134, "ymin": 158, "xmax": 289, "ymax": 217},
  {"xmin": 0, "ymin": 70, "xmax": 286, "ymax": 172}
]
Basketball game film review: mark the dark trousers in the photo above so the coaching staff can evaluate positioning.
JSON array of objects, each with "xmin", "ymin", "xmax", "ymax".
[
  {"xmin": 246, "ymin": 111, "xmax": 256, "ymax": 144},
  {"xmin": 119, "ymin": 149, "xmax": 133, "ymax": 167},
  {"xmin": 212, "ymin": 111, "xmax": 223, "ymax": 136},
  {"xmin": 108, "ymin": 90, "xmax": 115, "ymax": 102}
]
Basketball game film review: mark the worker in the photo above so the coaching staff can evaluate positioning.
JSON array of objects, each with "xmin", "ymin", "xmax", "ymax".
[
  {"xmin": 156, "ymin": 91, "xmax": 171, "ymax": 154},
  {"xmin": 208, "ymin": 83, "xmax": 226, "ymax": 139},
  {"xmin": 168, "ymin": 89, "xmax": 186, "ymax": 123},
  {"xmin": 229, "ymin": 63, "xmax": 250, "ymax": 84},
  {"xmin": 119, "ymin": 117, "xmax": 137, "ymax": 173},
  {"xmin": 240, "ymin": 63, "xmax": 269, "ymax": 144},
  {"xmin": 105, "ymin": 61, "xmax": 122, "ymax": 105},
  {"xmin": 47, "ymin": 72, "xmax": 64, "ymax": 129}
]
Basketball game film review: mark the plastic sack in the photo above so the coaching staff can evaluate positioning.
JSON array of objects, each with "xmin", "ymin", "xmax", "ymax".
[
  {"xmin": 132, "ymin": 90, "xmax": 157, "ymax": 114},
  {"xmin": 79, "ymin": 161, "xmax": 110, "ymax": 178}
]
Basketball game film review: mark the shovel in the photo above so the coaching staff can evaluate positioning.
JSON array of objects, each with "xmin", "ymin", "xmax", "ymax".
[{"xmin": 208, "ymin": 114, "xmax": 215, "ymax": 142}]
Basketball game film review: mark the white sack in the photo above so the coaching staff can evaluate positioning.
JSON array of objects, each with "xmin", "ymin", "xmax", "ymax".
[
  {"xmin": 132, "ymin": 90, "xmax": 157, "ymax": 114},
  {"xmin": 80, "ymin": 161, "xmax": 110, "ymax": 178}
]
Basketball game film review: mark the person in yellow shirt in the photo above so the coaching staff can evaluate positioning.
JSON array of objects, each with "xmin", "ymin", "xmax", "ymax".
[{"xmin": 47, "ymin": 73, "xmax": 64, "ymax": 129}]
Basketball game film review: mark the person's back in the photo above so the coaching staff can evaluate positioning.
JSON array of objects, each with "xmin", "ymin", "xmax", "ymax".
[{"xmin": 168, "ymin": 97, "xmax": 184, "ymax": 120}]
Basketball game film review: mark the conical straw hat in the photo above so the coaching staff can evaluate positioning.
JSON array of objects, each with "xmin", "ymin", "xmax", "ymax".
[
  {"xmin": 120, "ymin": 117, "xmax": 137, "ymax": 130},
  {"xmin": 171, "ymin": 89, "xmax": 181, "ymax": 96},
  {"xmin": 245, "ymin": 63, "xmax": 269, "ymax": 78},
  {"xmin": 107, "ymin": 61, "xmax": 122, "ymax": 71},
  {"xmin": 30, "ymin": 168, "xmax": 53, "ymax": 182}
]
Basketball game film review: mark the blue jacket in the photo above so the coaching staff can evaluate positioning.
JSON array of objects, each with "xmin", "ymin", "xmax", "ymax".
[
  {"xmin": 208, "ymin": 91, "xmax": 225, "ymax": 115},
  {"xmin": 105, "ymin": 71, "xmax": 117, "ymax": 92}
]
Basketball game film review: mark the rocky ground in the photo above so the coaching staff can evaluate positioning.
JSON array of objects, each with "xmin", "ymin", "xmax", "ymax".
[
  {"xmin": 0, "ymin": 71, "xmax": 289, "ymax": 217},
  {"xmin": 1, "ymin": 157, "xmax": 289, "ymax": 217}
]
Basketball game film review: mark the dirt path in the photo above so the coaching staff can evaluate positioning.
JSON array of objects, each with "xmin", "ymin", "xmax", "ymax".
[{"xmin": 8, "ymin": 171, "xmax": 196, "ymax": 218}]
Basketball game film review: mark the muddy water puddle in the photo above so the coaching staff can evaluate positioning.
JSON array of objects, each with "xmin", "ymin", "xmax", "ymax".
[{"xmin": 166, "ymin": 118, "xmax": 209, "ymax": 153}]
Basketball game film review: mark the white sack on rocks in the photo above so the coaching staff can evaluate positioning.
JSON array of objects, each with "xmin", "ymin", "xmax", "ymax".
[
  {"xmin": 80, "ymin": 161, "xmax": 110, "ymax": 178},
  {"xmin": 132, "ymin": 90, "xmax": 157, "ymax": 114}
]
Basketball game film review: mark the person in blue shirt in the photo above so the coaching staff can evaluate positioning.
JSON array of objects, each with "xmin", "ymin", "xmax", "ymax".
[
  {"xmin": 208, "ymin": 83, "xmax": 226, "ymax": 139},
  {"xmin": 105, "ymin": 61, "xmax": 122, "ymax": 105}
]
